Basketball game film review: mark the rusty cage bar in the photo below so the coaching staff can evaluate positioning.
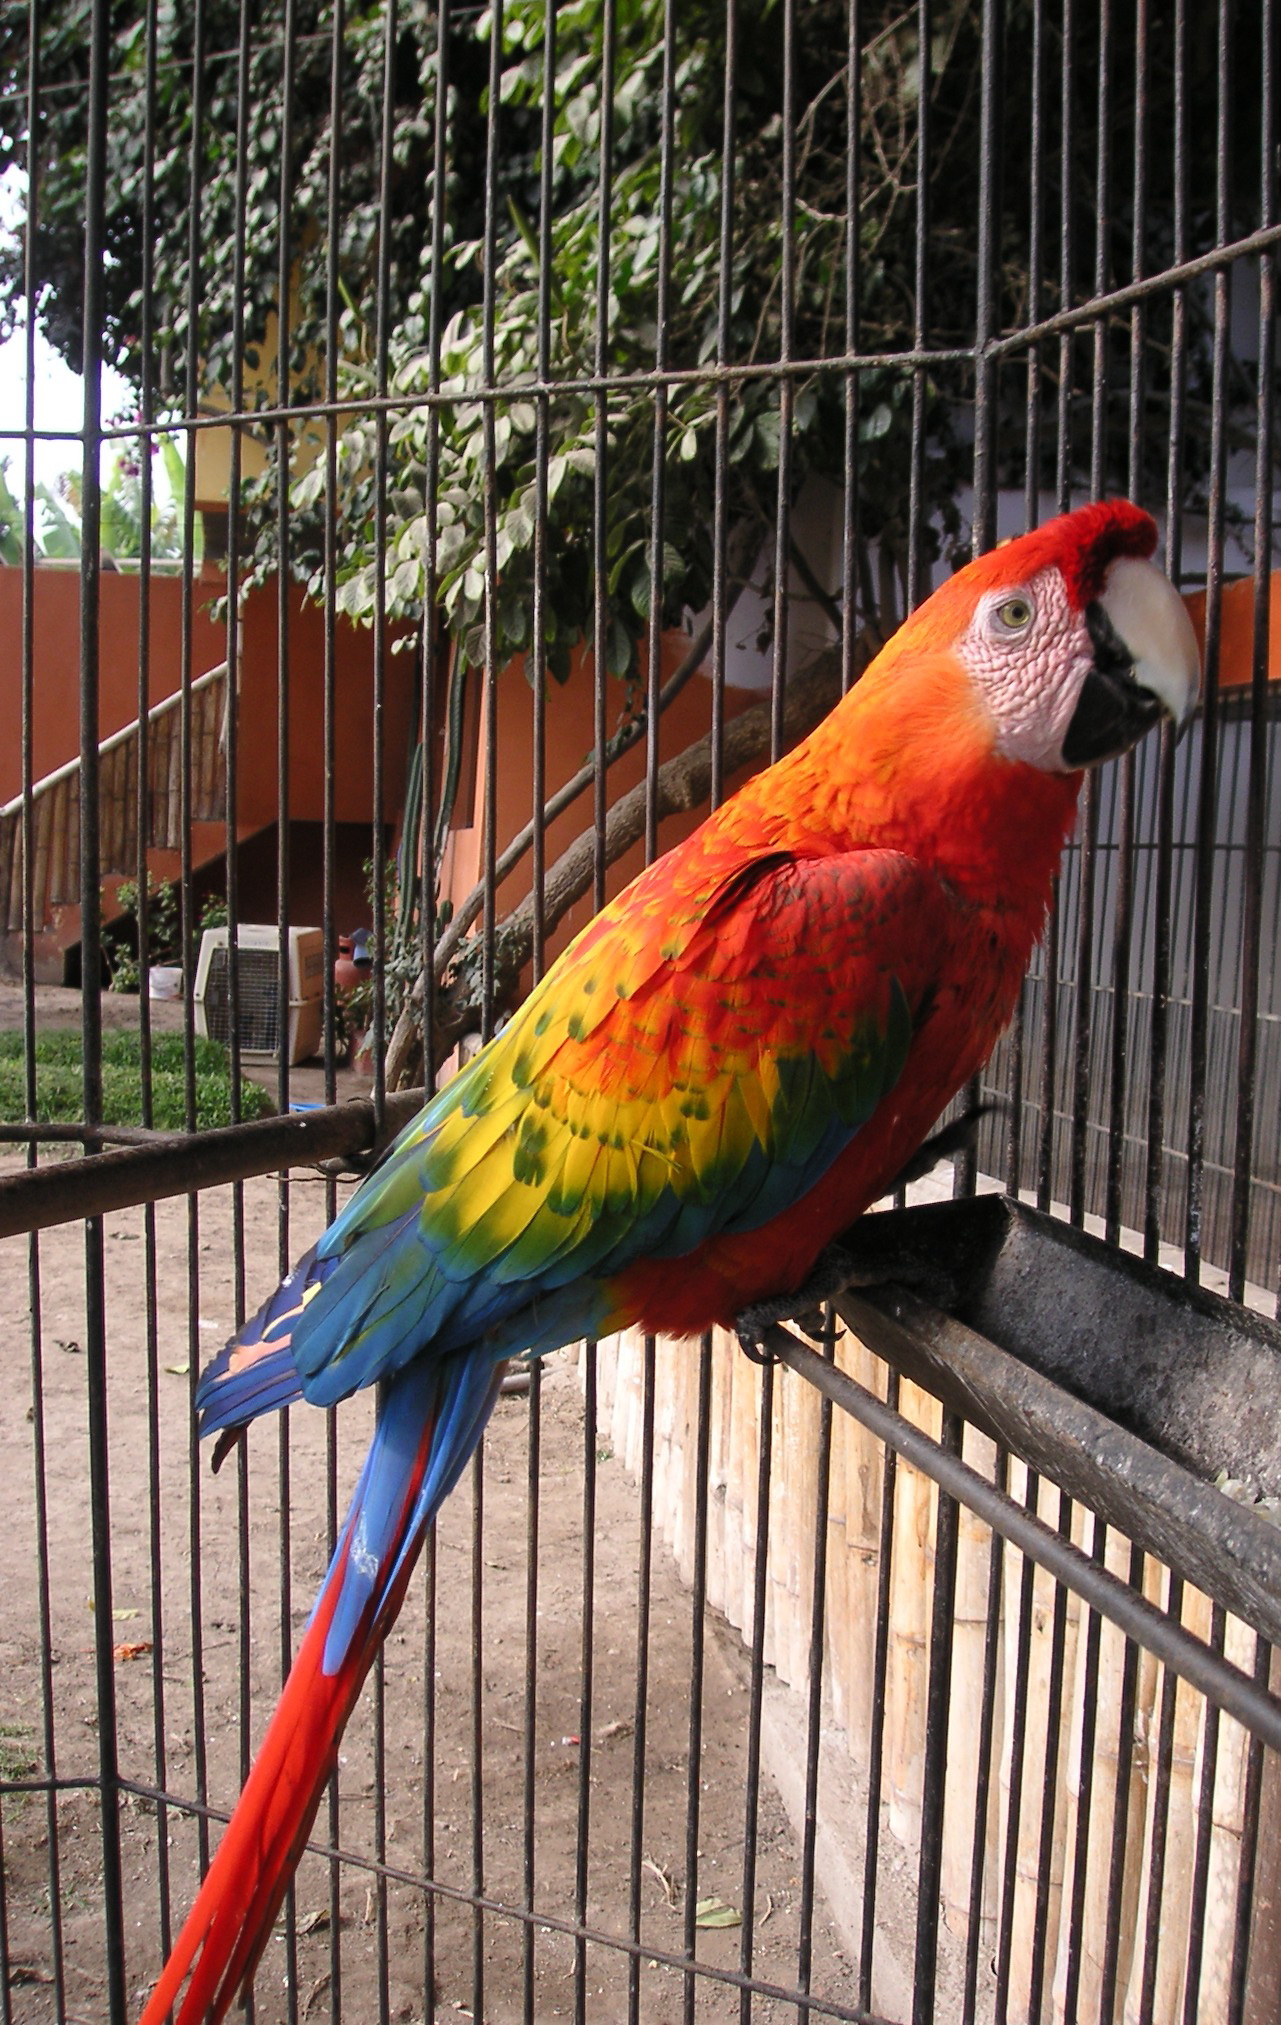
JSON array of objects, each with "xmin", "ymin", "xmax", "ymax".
[{"xmin": 1, "ymin": 1, "xmax": 1280, "ymax": 2021}]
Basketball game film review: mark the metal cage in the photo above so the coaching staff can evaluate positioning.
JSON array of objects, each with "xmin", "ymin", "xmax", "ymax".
[{"xmin": 1, "ymin": 2, "xmax": 1279, "ymax": 2022}]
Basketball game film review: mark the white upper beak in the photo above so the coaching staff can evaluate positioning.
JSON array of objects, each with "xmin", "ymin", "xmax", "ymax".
[{"xmin": 1098, "ymin": 555, "xmax": 1202, "ymax": 733}]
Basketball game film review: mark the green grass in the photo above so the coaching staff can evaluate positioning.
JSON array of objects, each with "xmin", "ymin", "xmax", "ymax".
[
  {"xmin": 0, "ymin": 1031, "xmax": 278, "ymax": 1134},
  {"xmin": 0, "ymin": 1721, "xmax": 39, "ymax": 1783}
]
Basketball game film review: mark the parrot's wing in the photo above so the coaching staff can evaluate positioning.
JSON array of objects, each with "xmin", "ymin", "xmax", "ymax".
[{"xmin": 197, "ymin": 846, "xmax": 947, "ymax": 1435}]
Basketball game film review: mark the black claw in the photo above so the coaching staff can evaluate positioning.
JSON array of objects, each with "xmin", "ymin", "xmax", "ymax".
[
  {"xmin": 733, "ymin": 1242, "xmax": 859, "ymax": 1361},
  {"xmin": 735, "ymin": 1325, "xmax": 778, "ymax": 1367}
]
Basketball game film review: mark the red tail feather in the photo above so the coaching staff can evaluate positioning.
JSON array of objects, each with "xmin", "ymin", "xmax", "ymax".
[{"xmin": 139, "ymin": 1457, "xmax": 434, "ymax": 2022}]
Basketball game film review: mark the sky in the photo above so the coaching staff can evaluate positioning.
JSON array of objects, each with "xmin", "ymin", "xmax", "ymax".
[{"xmin": 0, "ymin": 167, "xmax": 134, "ymax": 501}]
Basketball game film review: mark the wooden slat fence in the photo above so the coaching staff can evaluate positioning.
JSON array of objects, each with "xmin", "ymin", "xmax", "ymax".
[{"xmin": 0, "ymin": 661, "xmax": 228, "ymax": 933}]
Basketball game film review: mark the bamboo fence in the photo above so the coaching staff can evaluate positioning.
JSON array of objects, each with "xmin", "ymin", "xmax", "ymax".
[
  {"xmin": 588, "ymin": 1323, "xmax": 1280, "ymax": 2022},
  {"xmin": 0, "ymin": 660, "xmax": 228, "ymax": 935}
]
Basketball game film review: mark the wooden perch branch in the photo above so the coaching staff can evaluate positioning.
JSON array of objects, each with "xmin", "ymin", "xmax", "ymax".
[{"xmin": 385, "ymin": 644, "xmax": 846, "ymax": 1089}]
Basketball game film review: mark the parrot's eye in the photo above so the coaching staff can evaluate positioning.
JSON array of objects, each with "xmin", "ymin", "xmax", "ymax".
[{"xmin": 993, "ymin": 594, "xmax": 1035, "ymax": 633}]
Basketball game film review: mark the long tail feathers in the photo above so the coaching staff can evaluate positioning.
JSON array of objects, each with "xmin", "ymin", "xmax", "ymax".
[{"xmin": 138, "ymin": 1351, "xmax": 505, "ymax": 2025}]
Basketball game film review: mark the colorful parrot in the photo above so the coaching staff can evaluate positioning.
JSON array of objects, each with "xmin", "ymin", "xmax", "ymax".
[{"xmin": 139, "ymin": 498, "xmax": 1199, "ymax": 2024}]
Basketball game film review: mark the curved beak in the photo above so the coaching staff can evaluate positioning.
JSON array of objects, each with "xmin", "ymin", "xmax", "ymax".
[{"xmin": 1062, "ymin": 555, "xmax": 1202, "ymax": 769}]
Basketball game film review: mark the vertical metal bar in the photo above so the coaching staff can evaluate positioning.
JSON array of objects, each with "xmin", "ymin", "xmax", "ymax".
[
  {"xmin": 1228, "ymin": 0, "xmax": 1276, "ymax": 1303},
  {"xmin": 1054, "ymin": 0, "xmax": 1075, "ymax": 516},
  {"xmin": 1059, "ymin": 1519, "xmax": 1107, "ymax": 2023},
  {"xmin": 992, "ymin": 1472, "xmax": 1040, "ymax": 2024},
  {"xmin": 626, "ymin": 1339, "xmax": 658, "ymax": 2025},
  {"xmin": 472, "ymin": 12, "xmax": 505, "ymax": 2015},
  {"xmin": 970, "ymin": 0, "xmax": 1003, "ymax": 558},
  {"xmin": 1036, "ymin": 892, "xmax": 1060, "ymax": 1211},
  {"xmin": 1145, "ymin": 0, "xmax": 1188, "ymax": 1269},
  {"xmin": 1181, "ymin": 1605, "xmax": 1227, "ymax": 2021},
  {"xmin": 961, "ymin": 1450, "xmax": 1007, "ymax": 2024},
  {"xmin": 592, "ymin": 0, "xmax": 617, "ymax": 908},
  {"xmin": 370, "ymin": 0, "xmax": 395, "ymax": 1128},
  {"xmin": 470, "ymin": 1447, "xmax": 487, "ymax": 2022},
  {"xmin": 1022, "ymin": 0, "xmax": 1046, "ymax": 532},
  {"xmin": 574, "ymin": 9, "xmax": 615, "ymax": 2014},
  {"xmin": 680, "ymin": 1337, "xmax": 714, "ymax": 2025},
  {"xmin": 768, "ymin": 0, "xmax": 797, "ymax": 766},
  {"xmin": 793, "ymin": 1375, "xmax": 835, "ymax": 2015},
  {"xmin": 219, "ymin": 20, "xmax": 253, "ymax": 2025},
  {"xmin": 19, "ymin": 5, "xmax": 69, "ymax": 2010},
  {"xmin": 1226, "ymin": 1636, "xmax": 1272, "ymax": 2021},
  {"xmin": 420, "ymin": 0, "xmax": 452, "ymax": 1098},
  {"xmin": 1068, "ymin": 0, "xmax": 1113, "ymax": 1232},
  {"xmin": 320, "ymin": 0, "xmax": 344, "ymax": 1115},
  {"xmin": 574, "ymin": 1345, "xmax": 598, "ymax": 2025},
  {"xmin": 738, "ymin": 1358, "xmax": 775, "ymax": 2024},
  {"xmin": 0, "ymin": 1801, "xmax": 10, "ymax": 2025},
  {"xmin": 857, "ymin": 1366, "xmax": 899, "ymax": 2014},
  {"xmin": 421, "ymin": 1527, "xmax": 438, "ymax": 2025},
  {"xmin": 80, "ymin": 1, "xmax": 126, "ymax": 2012},
  {"xmin": 1040, "ymin": 0, "xmax": 1078, "ymax": 1211},
  {"xmin": 322, "ymin": 4, "xmax": 348, "ymax": 2004},
  {"xmin": 1026, "ymin": 1491, "xmax": 1073, "ymax": 2025},
  {"xmin": 643, "ymin": 0, "xmax": 676, "ymax": 863},
  {"xmin": 1136, "ymin": 1575, "xmax": 1184, "ymax": 2025},
  {"xmin": 1184, "ymin": 0, "xmax": 1232, "ymax": 1286},
  {"xmin": 905, "ymin": 0, "xmax": 930, "ymax": 616},
  {"xmin": 709, "ymin": 0, "xmax": 738, "ymax": 810},
  {"xmin": 1097, "ymin": 1543, "xmax": 1146, "ymax": 2018},
  {"xmin": 180, "ymin": 0, "xmax": 211, "ymax": 1891},
  {"xmin": 960, "ymin": 0, "xmax": 1004, "ymax": 1198},
  {"xmin": 522, "ymin": 6, "xmax": 550, "ymax": 2016},
  {"xmin": 911, "ymin": 1413, "xmax": 962, "ymax": 2025},
  {"xmin": 626, "ymin": 6, "xmax": 676, "ymax": 2011},
  {"xmin": 1104, "ymin": 0, "xmax": 1149, "ymax": 1247},
  {"xmin": 1003, "ymin": 0, "xmax": 1041, "ymax": 1184},
  {"xmin": 274, "ymin": 13, "xmax": 302, "ymax": 2015},
  {"xmin": 840, "ymin": 0, "xmax": 861, "ymax": 700}
]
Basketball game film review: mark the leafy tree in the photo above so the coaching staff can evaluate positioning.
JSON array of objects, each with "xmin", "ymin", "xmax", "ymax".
[
  {"xmin": 8, "ymin": 1, "xmax": 1259, "ymax": 632},
  {"xmin": 3, "ymin": 0, "xmax": 1269, "ymax": 1070}
]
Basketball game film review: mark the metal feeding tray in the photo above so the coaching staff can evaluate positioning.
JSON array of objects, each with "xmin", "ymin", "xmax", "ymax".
[{"xmin": 831, "ymin": 1195, "xmax": 1281, "ymax": 1647}]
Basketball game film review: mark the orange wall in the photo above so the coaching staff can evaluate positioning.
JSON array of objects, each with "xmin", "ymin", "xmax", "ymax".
[
  {"xmin": 230, "ymin": 577, "xmax": 416, "ymax": 833},
  {"xmin": 1183, "ymin": 571, "xmax": 1281, "ymax": 690},
  {"xmin": 438, "ymin": 632, "xmax": 763, "ymax": 976},
  {"xmin": 0, "ymin": 565, "xmax": 225, "ymax": 804},
  {"xmin": 0, "ymin": 562, "xmax": 416, "ymax": 832}
]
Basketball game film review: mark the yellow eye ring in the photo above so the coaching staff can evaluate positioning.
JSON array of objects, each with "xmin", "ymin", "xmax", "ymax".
[{"xmin": 994, "ymin": 594, "xmax": 1034, "ymax": 631}]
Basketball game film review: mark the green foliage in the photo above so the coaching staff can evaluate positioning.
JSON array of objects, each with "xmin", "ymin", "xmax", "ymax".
[
  {"xmin": 0, "ymin": 442, "xmax": 196, "ymax": 567},
  {"xmin": 3, "ymin": 0, "xmax": 1266, "ymax": 670},
  {"xmin": 104, "ymin": 873, "xmax": 181, "ymax": 991},
  {"xmin": 0, "ymin": 1030, "xmax": 278, "ymax": 1133},
  {"xmin": 285, "ymin": 0, "xmax": 972, "ymax": 671},
  {"xmin": 0, "ymin": 457, "xmax": 24, "ymax": 564},
  {"xmin": 104, "ymin": 880, "xmax": 230, "ymax": 992}
]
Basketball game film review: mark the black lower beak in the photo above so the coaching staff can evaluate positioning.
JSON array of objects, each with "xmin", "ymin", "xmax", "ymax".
[{"xmin": 1062, "ymin": 600, "xmax": 1167, "ymax": 768}]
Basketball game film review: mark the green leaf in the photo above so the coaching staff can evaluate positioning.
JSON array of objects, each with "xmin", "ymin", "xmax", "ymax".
[{"xmin": 694, "ymin": 1898, "xmax": 741, "ymax": 1929}]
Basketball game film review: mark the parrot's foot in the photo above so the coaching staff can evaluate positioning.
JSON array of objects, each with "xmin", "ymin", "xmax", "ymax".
[
  {"xmin": 734, "ymin": 1244, "xmax": 862, "ymax": 1363},
  {"xmin": 885, "ymin": 1103, "xmax": 1000, "ymax": 1194}
]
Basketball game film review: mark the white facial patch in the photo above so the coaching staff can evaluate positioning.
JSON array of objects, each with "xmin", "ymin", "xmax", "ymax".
[{"xmin": 955, "ymin": 564, "xmax": 1097, "ymax": 772}]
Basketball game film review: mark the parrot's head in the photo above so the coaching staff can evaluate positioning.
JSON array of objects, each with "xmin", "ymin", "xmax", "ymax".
[{"xmin": 916, "ymin": 498, "xmax": 1201, "ymax": 775}]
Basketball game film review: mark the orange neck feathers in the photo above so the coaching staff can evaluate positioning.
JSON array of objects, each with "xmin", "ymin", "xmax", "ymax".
[{"xmin": 726, "ymin": 650, "xmax": 1082, "ymax": 924}]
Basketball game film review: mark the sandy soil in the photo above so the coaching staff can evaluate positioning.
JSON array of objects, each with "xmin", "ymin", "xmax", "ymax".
[{"xmin": 1, "ymin": 1124, "xmax": 861, "ymax": 2024}]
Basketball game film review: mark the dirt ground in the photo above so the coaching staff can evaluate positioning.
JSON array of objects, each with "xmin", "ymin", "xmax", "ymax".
[{"xmin": 0, "ymin": 992, "xmax": 863, "ymax": 2024}]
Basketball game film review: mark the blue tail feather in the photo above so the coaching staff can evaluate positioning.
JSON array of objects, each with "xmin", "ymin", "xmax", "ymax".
[{"xmin": 321, "ymin": 1352, "xmax": 507, "ymax": 1674}]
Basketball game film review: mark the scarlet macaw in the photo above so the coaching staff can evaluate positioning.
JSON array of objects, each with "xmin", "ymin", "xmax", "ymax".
[{"xmin": 139, "ymin": 498, "xmax": 1199, "ymax": 2023}]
